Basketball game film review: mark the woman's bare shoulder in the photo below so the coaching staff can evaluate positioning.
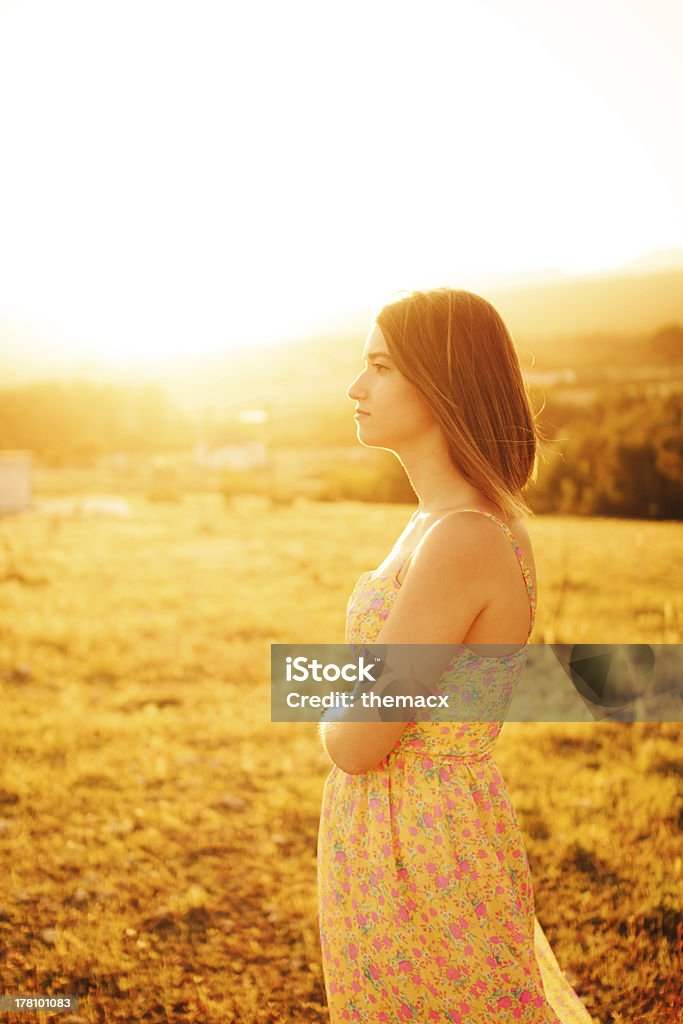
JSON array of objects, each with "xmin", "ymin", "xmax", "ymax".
[{"xmin": 374, "ymin": 516, "xmax": 494, "ymax": 645}]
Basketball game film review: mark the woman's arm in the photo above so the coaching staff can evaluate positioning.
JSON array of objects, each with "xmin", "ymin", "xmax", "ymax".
[
  {"xmin": 320, "ymin": 514, "xmax": 495, "ymax": 775},
  {"xmin": 319, "ymin": 717, "xmax": 409, "ymax": 775}
]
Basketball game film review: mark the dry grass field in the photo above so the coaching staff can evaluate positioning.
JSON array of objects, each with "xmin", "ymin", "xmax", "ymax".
[{"xmin": 0, "ymin": 493, "xmax": 681, "ymax": 1023}]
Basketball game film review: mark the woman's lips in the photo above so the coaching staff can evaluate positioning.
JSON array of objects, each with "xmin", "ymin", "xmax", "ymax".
[{"xmin": 354, "ymin": 411, "xmax": 370, "ymax": 418}]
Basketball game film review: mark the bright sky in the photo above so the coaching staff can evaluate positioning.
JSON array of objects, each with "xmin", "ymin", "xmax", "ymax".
[{"xmin": 0, "ymin": 0, "xmax": 681, "ymax": 368}]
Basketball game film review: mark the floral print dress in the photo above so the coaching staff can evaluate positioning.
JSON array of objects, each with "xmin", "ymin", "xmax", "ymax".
[{"xmin": 317, "ymin": 508, "xmax": 596, "ymax": 1023}]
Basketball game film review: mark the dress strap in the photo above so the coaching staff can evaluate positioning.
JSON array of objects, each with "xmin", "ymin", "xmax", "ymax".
[
  {"xmin": 447, "ymin": 507, "xmax": 537, "ymax": 639},
  {"xmin": 393, "ymin": 508, "xmax": 537, "ymax": 639}
]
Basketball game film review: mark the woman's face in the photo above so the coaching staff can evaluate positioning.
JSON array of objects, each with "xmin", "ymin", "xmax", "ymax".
[{"xmin": 346, "ymin": 323, "xmax": 436, "ymax": 450}]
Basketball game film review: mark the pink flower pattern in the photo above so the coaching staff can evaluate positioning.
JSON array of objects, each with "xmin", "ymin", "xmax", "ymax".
[{"xmin": 317, "ymin": 509, "xmax": 596, "ymax": 1023}]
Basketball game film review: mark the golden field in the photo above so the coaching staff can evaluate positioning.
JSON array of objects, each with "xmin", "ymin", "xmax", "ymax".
[{"xmin": 0, "ymin": 493, "xmax": 681, "ymax": 1024}]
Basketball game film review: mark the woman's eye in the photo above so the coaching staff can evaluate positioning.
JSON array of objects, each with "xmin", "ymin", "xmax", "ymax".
[{"xmin": 374, "ymin": 364, "xmax": 389, "ymax": 374}]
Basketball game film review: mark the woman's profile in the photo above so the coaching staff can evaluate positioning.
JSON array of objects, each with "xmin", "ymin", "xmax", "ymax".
[{"xmin": 317, "ymin": 289, "xmax": 596, "ymax": 1022}]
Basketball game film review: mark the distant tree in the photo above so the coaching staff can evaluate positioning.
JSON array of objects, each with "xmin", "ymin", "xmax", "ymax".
[
  {"xmin": 529, "ymin": 391, "xmax": 683, "ymax": 519},
  {"xmin": 0, "ymin": 380, "xmax": 192, "ymax": 464},
  {"xmin": 649, "ymin": 324, "xmax": 683, "ymax": 362}
]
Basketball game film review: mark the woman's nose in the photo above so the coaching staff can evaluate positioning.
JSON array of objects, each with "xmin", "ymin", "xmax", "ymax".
[{"xmin": 346, "ymin": 371, "xmax": 367, "ymax": 402}]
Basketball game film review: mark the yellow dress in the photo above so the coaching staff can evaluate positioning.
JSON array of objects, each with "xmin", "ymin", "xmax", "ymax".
[{"xmin": 317, "ymin": 508, "xmax": 597, "ymax": 1023}]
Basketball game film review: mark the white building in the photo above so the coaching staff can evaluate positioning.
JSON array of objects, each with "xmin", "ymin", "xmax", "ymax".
[{"xmin": 0, "ymin": 450, "xmax": 33, "ymax": 516}]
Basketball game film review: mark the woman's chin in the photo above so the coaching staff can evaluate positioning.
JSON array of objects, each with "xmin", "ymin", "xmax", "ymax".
[{"xmin": 355, "ymin": 421, "xmax": 377, "ymax": 442}]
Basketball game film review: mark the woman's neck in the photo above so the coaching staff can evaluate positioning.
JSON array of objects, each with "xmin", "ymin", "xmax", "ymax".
[{"xmin": 399, "ymin": 442, "xmax": 483, "ymax": 516}]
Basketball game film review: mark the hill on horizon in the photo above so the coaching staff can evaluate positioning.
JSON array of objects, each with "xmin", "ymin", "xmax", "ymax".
[
  {"xmin": 155, "ymin": 266, "xmax": 683, "ymax": 413},
  {"xmin": 1, "ymin": 265, "xmax": 682, "ymax": 414}
]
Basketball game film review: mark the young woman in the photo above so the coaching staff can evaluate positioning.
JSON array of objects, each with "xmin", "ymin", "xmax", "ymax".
[{"xmin": 317, "ymin": 289, "xmax": 596, "ymax": 1023}]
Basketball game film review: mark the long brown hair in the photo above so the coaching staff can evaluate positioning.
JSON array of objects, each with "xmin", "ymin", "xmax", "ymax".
[{"xmin": 375, "ymin": 287, "xmax": 540, "ymax": 519}]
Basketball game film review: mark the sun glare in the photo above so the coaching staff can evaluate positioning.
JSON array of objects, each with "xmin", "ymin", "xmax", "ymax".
[{"xmin": 0, "ymin": 0, "xmax": 680, "ymax": 373}]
